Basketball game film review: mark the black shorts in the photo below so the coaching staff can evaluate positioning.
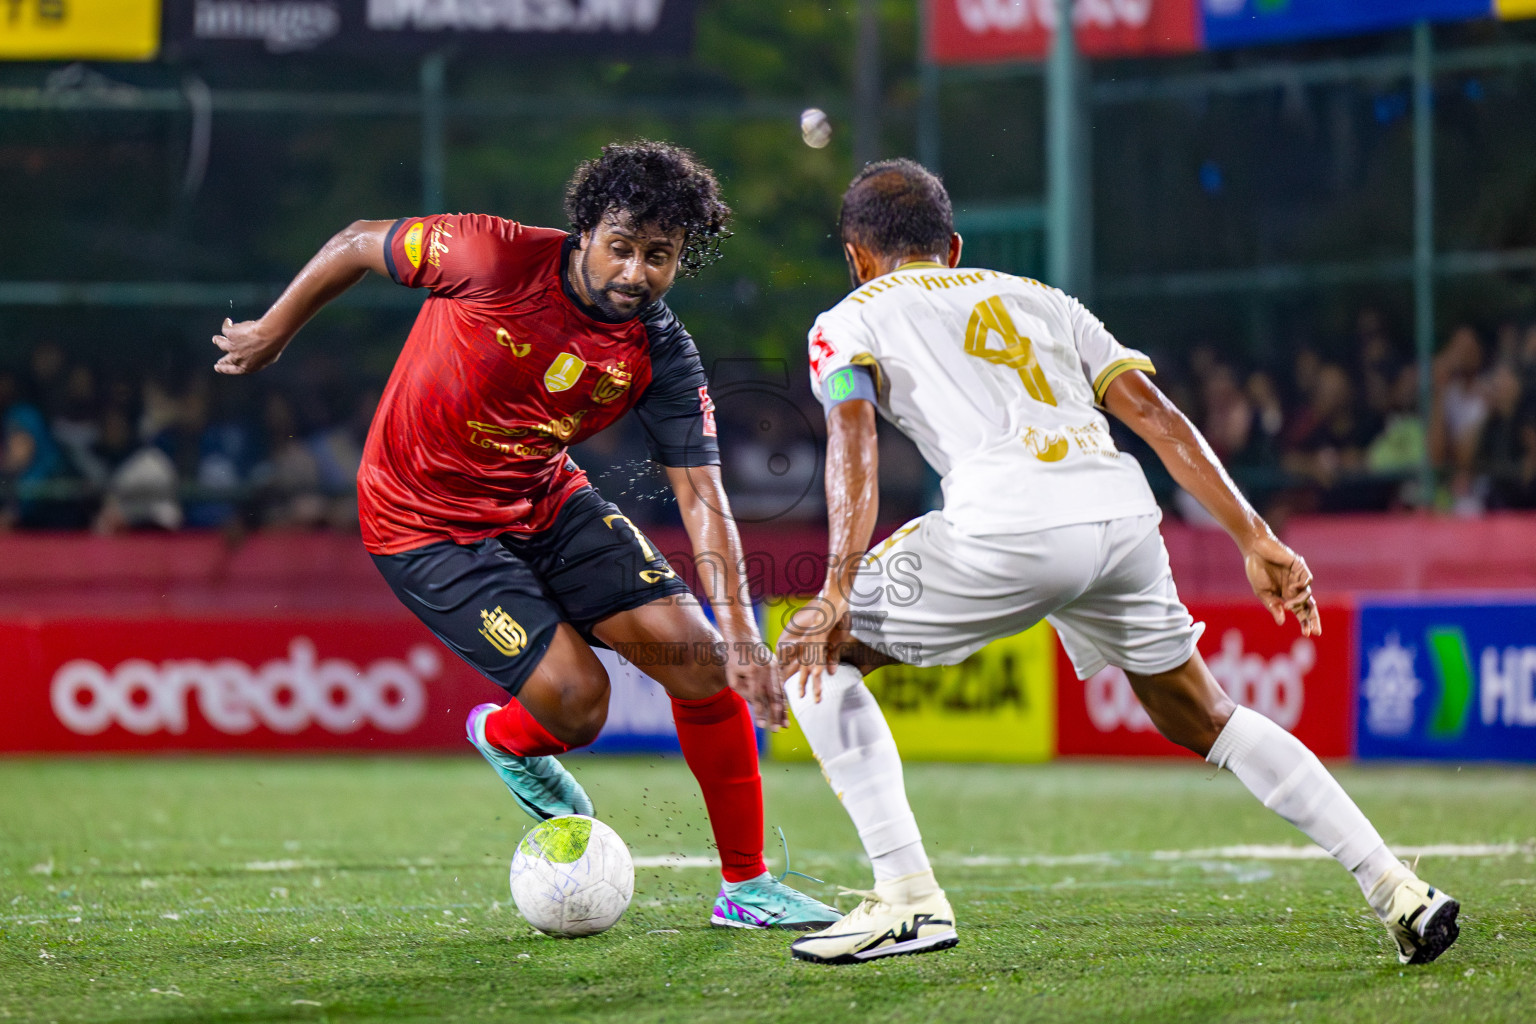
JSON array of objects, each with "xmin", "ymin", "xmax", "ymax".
[{"xmin": 371, "ymin": 487, "xmax": 691, "ymax": 696}]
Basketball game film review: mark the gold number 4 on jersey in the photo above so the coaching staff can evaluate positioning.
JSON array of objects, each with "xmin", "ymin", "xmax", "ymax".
[{"xmin": 963, "ymin": 296, "xmax": 1057, "ymax": 407}]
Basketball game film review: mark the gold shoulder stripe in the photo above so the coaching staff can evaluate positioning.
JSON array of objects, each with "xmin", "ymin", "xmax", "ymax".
[
  {"xmin": 849, "ymin": 352, "xmax": 886, "ymax": 400},
  {"xmin": 1092, "ymin": 357, "xmax": 1156, "ymax": 404}
]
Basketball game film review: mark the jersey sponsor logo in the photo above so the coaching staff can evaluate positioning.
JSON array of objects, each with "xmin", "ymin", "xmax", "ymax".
[
  {"xmin": 494, "ymin": 327, "xmax": 531, "ymax": 357},
  {"xmin": 1063, "ymin": 420, "xmax": 1119, "ymax": 457},
  {"xmin": 544, "ymin": 352, "xmax": 586, "ymax": 393},
  {"xmin": 828, "ymin": 367, "xmax": 859, "ymax": 402},
  {"xmin": 809, "ymin": 327, "xmax": 837, "ymax": 381},
  {"xmin": 49, "ymin": 638, "xmax": 435, "ymax": 737},
  {"xmin": 1021, "ymin": 425, "xmax": 1070, "ymax": 462},
  {"xmin": 591, "ymin": 361, "xmax": 633, "ymax": 405},
  {"xmin": 426, "ymin": 219, "xmax": 451, "ymax": 268},
  {"xmin": 698, "ymin": 384, "xmax": 717, "ymax": 437},
  {"xmin": 402, "ymin": 221, "xmax": 425, "ymax": 268},
  {"xmin": 468, "ymin": 411, "xmax": 586, "ymax": 457},
  {"xmin": 479, "ymin": 606, "xmax": 528, "ymax": 657}
]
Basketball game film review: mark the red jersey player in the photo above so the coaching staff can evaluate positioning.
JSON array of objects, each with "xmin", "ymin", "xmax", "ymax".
[{"xmin": 212, "ymin": 142, "xmax": 840, "ymax": 930}]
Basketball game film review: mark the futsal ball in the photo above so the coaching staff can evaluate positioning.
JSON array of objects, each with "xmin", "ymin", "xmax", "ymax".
[
  {"xmin": 508, "ymin": 815, "xmax": 634, "ymax": 937},
  {"xmin": 800, "ymin": 107, "xmax": 832, "ymax": 149}
]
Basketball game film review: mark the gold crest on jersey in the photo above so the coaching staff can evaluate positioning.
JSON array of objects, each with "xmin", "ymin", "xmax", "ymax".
[
  {"xmin": 544, "ymin": 352, "xmax": 586, "ymax": 393},
  {"xmin": 479, "ymin": 606, "xmax": 527, "ymax": 657},
  {"xmin": 590, "ymin": 362, "xmax": 633, "ymax": 405}
]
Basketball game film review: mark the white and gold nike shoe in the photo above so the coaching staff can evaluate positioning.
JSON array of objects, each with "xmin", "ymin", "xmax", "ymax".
[
  {"xmin": 1371, "ymin": 867, "xmax": 1461, "ymax": 965},
  {"xmin": 789, "ymin": 871, "xmax": 958, "ymax": 965}
]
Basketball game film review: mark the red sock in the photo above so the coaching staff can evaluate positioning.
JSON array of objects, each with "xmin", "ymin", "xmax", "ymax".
[
  {"xmin": 670, "ymin": 688, "xmax": 768, "ymax": 883},
  {"xmin": 483, "ymin": 700, "xmax": 572, "ymax": 757}
]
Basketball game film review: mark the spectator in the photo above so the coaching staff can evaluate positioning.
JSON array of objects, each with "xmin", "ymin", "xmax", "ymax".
[
  {"xmin": 250, "ymin": 391, "xmax": 326, "ymax": 528},
  {"xmin": 1283, "ymin": 364, "xmax": 1368, "ymax": 483},
  {"xmin": 50, "ymin": 363, "xmax": 105, "ymax": 485},
  {"xmin": 305, "ymin": 387, "xmax": 375, "ymax": 532},
  {"xmin": 1, "ymin": 369, "xmax": 76, "ymax": 529},
  {"xmin": 1198, "ymin": 362, "xmax": 1252, "ymax": 463},
  {"xmin": 1428, "ymin": 325, "xmax": 1489, "ymax": 515},
  {"xmin": 25, "ymin": 340, "xmax": 67, "ymax": 417},
  {"xmin": 1364, "ymin": 363, "xmax": 1427, "ymax": 508},
  {"xmin": 1479, "ymin": 363, "xmax": 1536, "ymax": 510},
  {"xmin": 1242, "ymin": 369, "xmax": 1285, "ymax": 467},
  {"xmin": 94, "ymin": 379, "xmax": 183, "ymax": 534},
  {"xmin": 1366, "ymin": 364, "xmax": 1427, "ymax": 474},
  {"xmin": 1282, "ymin": 363, "xmax": 1391, "ymax": 511},
  {"xmin": 1355, "ymin": 308, "xmax": 1397, "ymax": 442},
  {"xmin": 1520, "ymin": 323, "xmax": 1536, "ymax": 392},
  {"xmin": 1290, "ymin": 346, "xmax": 1324, "ymax": 412}
]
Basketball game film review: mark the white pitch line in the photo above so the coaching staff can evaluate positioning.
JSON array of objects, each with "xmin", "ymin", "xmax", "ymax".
[
  {"xmin": 632, "ymin": 854, "xmax": 719, "ymax": 869},
  {"xmin": 86, "ymin": 841, "xmax": 1536, "ymax": 884},
  {"xmin": 1151, "ymin": 842, "xmax": 1535, "ymax": 862},
  {"xmin": 242, "ymin": 859, "xmax": 333, "ymax": 872},
  {"xmin": 958, "ymin": 841, "xmax": 1534, "ymax": 867}
]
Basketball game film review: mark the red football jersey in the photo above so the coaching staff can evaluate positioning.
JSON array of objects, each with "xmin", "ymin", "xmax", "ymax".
[{"xmin": 359, "ymin": 214, "xmax": 719, "ymax": 555}]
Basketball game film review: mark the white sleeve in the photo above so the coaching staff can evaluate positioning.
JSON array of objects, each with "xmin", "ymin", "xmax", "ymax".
[
  {"xmin": 807, "ymin": 309, "xmax": 879, "ymax": 406},
  {"xmin": 1065, "ymin": 293, "xmax": 1156, "ymax": 405}
]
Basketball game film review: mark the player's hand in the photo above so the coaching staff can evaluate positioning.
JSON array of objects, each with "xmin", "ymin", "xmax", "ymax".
[
  {"xmin": 776, "ymin": 593, "xmax": 847, "ymax": 704},
  {"xmin": 1243, "ymin": 535, "xmax": 1321, "ymax": 637},
  {"xmin": 725, "ymin": 643, "xmax": 786, "ymax": 731},
  {"xmin": 213, "ymin": 318, "xmax": 286, "ymax": 375}
]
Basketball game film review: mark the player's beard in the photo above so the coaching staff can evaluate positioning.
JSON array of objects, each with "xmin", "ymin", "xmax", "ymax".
[{"xmin": 577, "ymin": 252, "xmax": 653, "ymax": 321}]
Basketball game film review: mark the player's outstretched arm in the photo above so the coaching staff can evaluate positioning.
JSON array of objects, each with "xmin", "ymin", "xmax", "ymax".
[
  {"xmin": 778, "ymin": 397, "xmax": 881, "ymax": 701},
  {"xmin": 212, "ymin": 220, "xmax": 394, "ymax": 375},
  {"xmin": 666, "ymin": 463, "xmax": 786, "ymax": 730},
  {"xmin": 1104, "ymin": 370, "xmax": 1320, "ymax": 637}
]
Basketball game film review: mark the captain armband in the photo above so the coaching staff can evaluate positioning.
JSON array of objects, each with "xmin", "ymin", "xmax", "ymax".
[{"xmin": 818, "ymin": 364, "xmax": 878, "ymax": 414}]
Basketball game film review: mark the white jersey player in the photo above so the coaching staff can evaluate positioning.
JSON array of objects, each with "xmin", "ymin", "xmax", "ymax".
[{"xmin": 778, "ymin": 159, "xmax": 1460, "ymax": 968}]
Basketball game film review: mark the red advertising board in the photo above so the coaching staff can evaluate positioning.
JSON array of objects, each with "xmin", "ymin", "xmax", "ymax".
[
  {"xmin": 1056, "ymin": 601, "xmax": 1355, "ymax": 758},
  {"xmin": 928, "ymin": 0, "xmax": 1202, "ymax": 65},
  {"xmin": 0, "ymin": 618, "xmax": 498, "ymax": 753}
]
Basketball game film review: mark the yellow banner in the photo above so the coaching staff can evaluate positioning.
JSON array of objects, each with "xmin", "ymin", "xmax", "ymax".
[
  {"xmin": 1497, "ymin": 0, "xmax": 1536, "ymax": 18},
  {"xmin": 1, "ymin": 0, "xmax": 159, "ymax": 61},
  {"xmin": 764, "ymin": 597, "xmax": 1056, "ymax": 763}
]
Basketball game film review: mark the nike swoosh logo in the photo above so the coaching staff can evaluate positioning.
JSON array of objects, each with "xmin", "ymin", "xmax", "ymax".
[{"xmin": 796, "ymin": 931, "xmax": 875, "ymax": 943}]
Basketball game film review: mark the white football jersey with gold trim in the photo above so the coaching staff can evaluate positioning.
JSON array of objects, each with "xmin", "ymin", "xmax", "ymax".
[{"xmin": 808, "ymin": 263, "xmax": 1159, "ymax": 535}]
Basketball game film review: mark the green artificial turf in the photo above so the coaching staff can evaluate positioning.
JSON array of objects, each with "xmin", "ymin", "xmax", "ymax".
[{"xmin": 2, "ymin": 756, "xmax": 1532, "ymax": 1023}]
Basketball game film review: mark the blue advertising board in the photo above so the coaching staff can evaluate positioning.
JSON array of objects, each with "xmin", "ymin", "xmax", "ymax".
[
  {"xmin": 1203, "ymin": 0, "xmax": 1493, "ymax": 50},
  {"xmin": 579, "ymin": 603, "xmax": 768, "ymax": 755},
  {"xmin": 1358, "ymin": 600, "xmax": 1536, "ymax": 761}
]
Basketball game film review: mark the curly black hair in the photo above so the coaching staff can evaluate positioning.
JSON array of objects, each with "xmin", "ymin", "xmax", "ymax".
[
  {"xmin": 564, "ymin": 140, "xmax": 733, "ymax": 278},
  {"xmin": 838, "ymin": 158, "xmax": 953, "ymax": 258}
]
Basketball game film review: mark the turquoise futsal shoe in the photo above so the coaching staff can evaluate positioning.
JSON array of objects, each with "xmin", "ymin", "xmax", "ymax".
[
  {"xmin": 710, "ymin": 874, "xmax": 844, "ymax": 931},
  {"xmin": 465, "ymin": 703, "xmax": 594, "ymax": 821}
]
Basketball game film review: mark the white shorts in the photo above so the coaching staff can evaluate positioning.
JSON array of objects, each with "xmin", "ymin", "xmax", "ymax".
[{"xmin": 848, "ymin": 511, "xmax": 1204, "ymax": 678}]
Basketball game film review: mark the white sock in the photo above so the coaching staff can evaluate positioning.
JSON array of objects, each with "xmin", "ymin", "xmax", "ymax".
[
  {"xmin": 786, "ymin": 663, "xmax": 934, "ymax": 888},
  {"xmin": 1207, "ymin": 706, "xmax": 1398, "ymax": 911}
]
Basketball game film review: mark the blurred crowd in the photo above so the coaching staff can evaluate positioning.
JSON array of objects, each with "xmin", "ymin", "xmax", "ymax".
[
  {"xmin": 1156, "ymin": 309, "xmax": 1536, "ymax": 520},
  {"xmin": 0, "ymin": 341, "xmax": 374, "ymax": 534},
  {"xmin": 5, "ymin": 310, "xmax": 1536, "ymax": 535}
]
